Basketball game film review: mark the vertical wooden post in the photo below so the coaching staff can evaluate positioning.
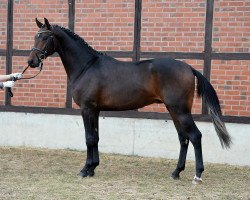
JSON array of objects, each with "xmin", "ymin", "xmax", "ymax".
[
  {"xmin": 202, "ymin": 0, "xmax": 214, "ymax": 114},
  {"xmin": 133, "ymin": 0, "xmax": 142, "ymax": 62},
  {"xmin": 5, "ymin": 0, "xmax": 14, "ymax": 106},
  {"xmin": 66, "ymin": 0, "xmax": 75, "ymax": 108}
]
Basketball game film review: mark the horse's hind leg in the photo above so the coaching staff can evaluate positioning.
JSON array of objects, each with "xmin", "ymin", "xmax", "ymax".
[
  {"xmin": 170, "ymin": 116, "xmax": 189, "ymax": 180},
  {"xmin": 168, "ymin": 107, "xmax": 204, "ymax": 184}
]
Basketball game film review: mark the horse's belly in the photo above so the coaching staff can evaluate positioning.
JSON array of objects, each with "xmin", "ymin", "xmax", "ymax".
[
  {"xmin": 99, "ymin": 92, "xmax": 161, "ymax": 111},
  {"xmin": 100, "ymin": 102, "xmax": 153, "ymax": 111}
]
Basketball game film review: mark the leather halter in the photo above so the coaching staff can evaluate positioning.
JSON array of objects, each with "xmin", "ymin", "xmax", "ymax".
[{"xmin": 31, "ymin": 30, "xmax": 55, "ymax": 62}]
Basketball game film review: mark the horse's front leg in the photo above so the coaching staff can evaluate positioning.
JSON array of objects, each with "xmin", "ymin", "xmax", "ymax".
[{"xmin": 79, "ymin": 107, "xmax": 100, "ymax": 177}]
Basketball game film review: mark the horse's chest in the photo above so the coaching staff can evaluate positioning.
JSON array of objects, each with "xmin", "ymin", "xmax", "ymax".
[{"xmin": 71, "ymin": 83, "xmax": 99, "ymax": 108}]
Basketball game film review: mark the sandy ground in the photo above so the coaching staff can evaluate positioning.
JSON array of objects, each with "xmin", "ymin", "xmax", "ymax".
[{"xmin": 0, "ymin": 147, "xmax": 249, "ymax": 200}]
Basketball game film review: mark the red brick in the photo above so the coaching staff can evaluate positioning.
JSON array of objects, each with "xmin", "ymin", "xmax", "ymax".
[{"xmin": 0, "ymin": 0, "xmax": 249, "ymax": 116}]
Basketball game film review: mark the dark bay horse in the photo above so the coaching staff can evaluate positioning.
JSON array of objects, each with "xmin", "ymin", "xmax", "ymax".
[{"xmin": 28, "ymin": 18, "xmax": 232, "ymax": 184}]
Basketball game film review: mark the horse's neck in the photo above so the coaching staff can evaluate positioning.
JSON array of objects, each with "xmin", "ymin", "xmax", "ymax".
[{"xmin": 54, "ymin": 28, "xmax": 96, "ymax": 81}]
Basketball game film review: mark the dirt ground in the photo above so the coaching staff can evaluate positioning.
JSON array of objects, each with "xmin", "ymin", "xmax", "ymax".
[{"xmin": 0, "ymin": 147, "xmax": 249, "ymax": 200}]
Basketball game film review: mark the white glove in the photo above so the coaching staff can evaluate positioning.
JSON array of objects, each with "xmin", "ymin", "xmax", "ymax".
[
  {"xmin": 3, "ymin": 81, "xmax": 15, "ymax": 88},
  {"xmin": 10, "ymin": 73, "xmax": 22, "ymax": 80}
]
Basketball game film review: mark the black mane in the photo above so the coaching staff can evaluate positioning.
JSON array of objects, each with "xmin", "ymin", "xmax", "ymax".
[{"xmin": 53, "ymin": 25, "xmax": 103, "ymax": 56}]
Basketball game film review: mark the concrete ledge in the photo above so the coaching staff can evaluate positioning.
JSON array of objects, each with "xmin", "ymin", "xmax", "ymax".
[{"xmin": 0, "ymin": 112, "xmax": 249, "ymax": 166}]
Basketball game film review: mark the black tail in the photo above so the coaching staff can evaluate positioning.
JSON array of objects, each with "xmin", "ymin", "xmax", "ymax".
[{"xmin": 192, "ymin": 68, "xmax": 232, "ymax": 149}]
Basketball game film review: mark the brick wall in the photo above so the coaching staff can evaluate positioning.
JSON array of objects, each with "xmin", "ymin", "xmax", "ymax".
[
  {"xmin": 0, "ymin": 0, "xmax": 249, "ymax": 117},
  {"xmin": 0, "ymin": 1, "xmax": 7, "ymax": 50},
  {"xmin": 211, "ymin": 0, "xmax": 250, "ymax": 116},
  {"xmin": 0, "ymin": 56, "xmax": 6, "ymax": 105},
  {"xmin": 10, "ymin": 0, "xmax": 68, "ymax": 108},
  {"xmin": 75, "ymin": 0, "xmax": 135, "ymax": 51},
  {"xmin": 211, "ymin": 60, "xmax": 250, "ymax": 116},
  {"xmin": 213, "ymin": 0, "xmax": 250, "ymax": 53},
  {"xmin": 141, "ymin": 0, "xmax": 205, "ymax": 52},
  {"xmin": 0, "ymin": 1, "xmax": 7, "ymax": 105}
]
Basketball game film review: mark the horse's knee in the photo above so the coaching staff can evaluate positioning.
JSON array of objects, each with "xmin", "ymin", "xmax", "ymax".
[{"xmin": 86, "ymin": 135, "xmax": 99, "ymax": 147}]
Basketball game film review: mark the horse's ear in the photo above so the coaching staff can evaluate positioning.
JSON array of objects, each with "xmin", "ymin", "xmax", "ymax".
[
  {"xmin": 44, "ymin": 18, "xmax": 51, "ymax": 30},
  {"xmin": 35, "ymin": 18, "xmax": 43, "ymax": 28}
]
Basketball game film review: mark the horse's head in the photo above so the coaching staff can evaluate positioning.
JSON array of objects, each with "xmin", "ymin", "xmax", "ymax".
[{"xmin": 28, "ymin": 18, "xmax": 55, "ymax": 68}]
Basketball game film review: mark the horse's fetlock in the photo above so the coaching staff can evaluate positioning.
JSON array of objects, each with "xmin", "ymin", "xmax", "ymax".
[
  {"xmin": 178, "ymin": 166, "xmax": 185, "ymax": 172},
  {"xmin": 93, "ymin": 161, "xmax": 99, "ymax": 167},
  {"xmin": 196, "ymin": 167, "xmax": 204, "ymax": 178}
]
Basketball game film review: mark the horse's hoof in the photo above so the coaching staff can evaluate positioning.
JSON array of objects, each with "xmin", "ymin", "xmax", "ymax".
[
  {"xmin": 192, "ymin": 175, "xmax": 203, "ymax": 185},
  {"xmin": 171, "ymin": 173, "xmax": 180, "ymax": 180},
  {"xmin": 88, "ymin": 170, "xmax": 95, "ymax": 177},
  {"xmin": 78, "ymin": 171, "xmax": 88, "ymax": 178},
  {"xmin": 78, "ymin": 170, "xmax": 95, "ymax": 178}
]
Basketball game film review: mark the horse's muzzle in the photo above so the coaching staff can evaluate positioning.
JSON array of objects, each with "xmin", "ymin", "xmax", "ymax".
[{"xmin": 28, "ymin": 59, "xmax": 40, "ymax": 68}]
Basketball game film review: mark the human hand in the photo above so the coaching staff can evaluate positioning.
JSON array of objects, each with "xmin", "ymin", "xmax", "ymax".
[
  {"xmin": 3, "ymin": 81, "xmax": 15, "ymax": 88},
  {"xmin": 10, "ymin": 73, "xmax": 22, "ymax": 80}
]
